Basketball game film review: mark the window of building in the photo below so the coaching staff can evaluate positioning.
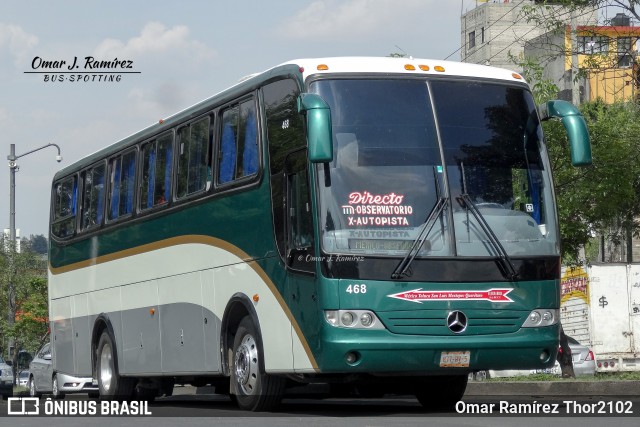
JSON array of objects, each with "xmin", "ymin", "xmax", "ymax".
[
  {"xmin": 52, "ymin": 175, "xmax": 78, "ymax": 238},
  {"xmin": 617, "ymin": 37, "xmax": 633, "ymax": 68},
  {"xmin": 108, "ymin": 150, "xmax": 136, "ymax": 221},
  {"xmin": 469, "ymin": 31, "xmax": 476, "ymax": 49},
  {"xmin": 218, "ymin": 99, "xmax": 258, "ymax": 185},
  {"xmin": 177, "ymin": 117, "xmax": 210, "ymax": 198},
  {"xmin": 140, "ymin": 132, "xmax": 173, "ymax": 210},
  {"xmin": 481, "ymin": 27, "xmax": 485, "ymax": 44},
  {"xmin": 578, "ymin": 35, "xmax": 609, "ymax": 54},
  {"xmin": 80, "ymin": 164, "xmax": 106, "ymax": 230}
]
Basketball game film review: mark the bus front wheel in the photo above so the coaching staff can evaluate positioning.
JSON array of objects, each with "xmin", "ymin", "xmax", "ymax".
[
  {"xmin": 96, "ymin": 331, "xmax": 134, "ymax": 400},
  {"xmin": 230, "ymin": 317, "xmax": 285, "ymax": 411}
]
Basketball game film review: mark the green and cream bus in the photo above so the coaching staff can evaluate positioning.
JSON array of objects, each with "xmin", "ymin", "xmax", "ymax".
[{"xmin": 48, "ymin": 57, "xmax": 591, "ymax": 411}]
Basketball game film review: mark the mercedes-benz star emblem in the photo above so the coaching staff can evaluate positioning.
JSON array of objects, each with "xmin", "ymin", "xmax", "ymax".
[{"xmin": 446, "ymin": 311, "xmax": 468, "ymax": 334}]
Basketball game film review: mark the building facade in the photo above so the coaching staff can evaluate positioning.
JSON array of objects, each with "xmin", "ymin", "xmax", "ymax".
[{"xmin": 461, "ymin": 0, "xmax": 598, "ymax": 70}]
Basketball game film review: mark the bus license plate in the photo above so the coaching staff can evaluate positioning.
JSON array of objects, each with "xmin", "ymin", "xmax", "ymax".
[{"xmin": 439, "ymin": 351, "xmax": 470, "ymax": 367}]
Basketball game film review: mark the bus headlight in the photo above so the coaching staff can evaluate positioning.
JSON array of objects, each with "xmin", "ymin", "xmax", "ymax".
[
  {"xmin": 324, "ymin": 310, "xmax": 385, "ymax": 330},
  {"xmin": 522, "ymin": 309, "xmax": 559, "ymax": 327}
]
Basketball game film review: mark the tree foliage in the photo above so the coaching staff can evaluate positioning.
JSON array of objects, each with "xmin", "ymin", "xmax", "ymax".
[
  {"xmin": 545, "ymin": 99, "xmax": 640, "ymax": 261},
  {"xmin": 0, "ymin": 239, "xmax": 48, "ymax": 373}
]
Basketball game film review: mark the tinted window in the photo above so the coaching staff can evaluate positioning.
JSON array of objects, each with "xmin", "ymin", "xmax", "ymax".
[
  {"xmin": 140, "ymin": 132, "xmax": 173, "ymax": 209},
  {"xmin": 52, "ymin": 176, "xmax": 78, "ymax": 238},
  {"xmin": 262, "ymin": 79, "xmax": 304, "ymax": 257},
  {"xmin": 108, "ymin": 150, "xmax": 136, "ymax": 221},
  {"xmin": 80, "ymin": 163, "xmax": 106, "ymax": 230},
  {"xmin": 218, "ymin": 99, "xmax": 258, "ymax": 185},
  {"xmin": 177, "ymin": 117, "xmax": 210, "ymax": 198}
]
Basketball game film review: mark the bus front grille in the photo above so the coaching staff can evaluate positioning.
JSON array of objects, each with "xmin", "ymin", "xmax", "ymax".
[{"xmin": 376, "ymin": 309, "xmax": 528, "ymax": 336}]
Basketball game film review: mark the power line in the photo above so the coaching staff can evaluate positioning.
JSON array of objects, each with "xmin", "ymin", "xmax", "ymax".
[
  {"xmin": 486, "ymin": 6, "xmax": 598, "ymax": 64},
  {"xmin": 448, "ymin": 2, "xmax": 597, "ymax": 63},
  {"xmin": 445, "ymin": 2, "xmax": 516, "ymax": 60}
]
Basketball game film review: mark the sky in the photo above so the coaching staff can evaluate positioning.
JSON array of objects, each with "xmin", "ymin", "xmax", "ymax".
[{"xmin": 0, "ymin": 0, "xmax": 504, "ymax": 238}]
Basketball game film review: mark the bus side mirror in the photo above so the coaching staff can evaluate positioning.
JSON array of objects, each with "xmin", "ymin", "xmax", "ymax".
[
  {"xmin": 298, "ymin": 93, "xmax": 333, "ymax": 163},
  {"xmin": 538, "ymin": 100, "xmax": 592, "ymax": 167}
]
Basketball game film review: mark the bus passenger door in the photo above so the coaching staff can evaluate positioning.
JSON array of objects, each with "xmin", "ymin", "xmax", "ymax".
[{"xmin": 284, "ymin": 149, "xmax": 319, "ymax": 370}]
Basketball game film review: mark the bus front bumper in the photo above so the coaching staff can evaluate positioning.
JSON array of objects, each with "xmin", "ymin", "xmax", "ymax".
[{"xmin": 315, "ymin": 325, "xmax": 559, "ymax": 374}]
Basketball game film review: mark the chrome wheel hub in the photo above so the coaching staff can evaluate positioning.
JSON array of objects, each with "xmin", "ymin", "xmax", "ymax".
[
  {"xmin": 99, "ymin": 342, "xmax": 113, "ymax": 392},
  {"xmin": 234, "ymin": 334, "xmax": 259, "ymax": 395}
]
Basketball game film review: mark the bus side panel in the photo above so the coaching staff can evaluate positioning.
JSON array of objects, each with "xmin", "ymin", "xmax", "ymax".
[
  {"xmin": 51, "ymin": 297, "xmax": 74, "ymax": 376},
  {"xmin": 215, "ymin": 262, "xmax": 296, "ymax": 373},
  {"xmin": 120, "ymin": 280, "xmax": 161, "ymax": 374},
  {"xmin": 71, "ymin": 293, "xmax": 92, "ymax": 376},
  {"xmin": 158, "ymin": 272, "xmax": 206, "ymax": 373},
  {"xmin": 201, "ymin": 270, "xmax": 221, "ymax": 372}
]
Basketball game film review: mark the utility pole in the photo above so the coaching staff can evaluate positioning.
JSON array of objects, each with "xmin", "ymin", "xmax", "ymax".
[
  {"xmin": 6, "ymin": 142, "xmax": 62, "ymax": 374},
  {"xmin": 571, "ymin": 8, "xmax": 580, "ymax": 105}
]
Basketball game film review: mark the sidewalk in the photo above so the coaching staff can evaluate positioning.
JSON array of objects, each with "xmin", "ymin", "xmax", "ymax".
[{"xmin": 465, "ymin": 380, "xmax": 640, "ymax": 396}]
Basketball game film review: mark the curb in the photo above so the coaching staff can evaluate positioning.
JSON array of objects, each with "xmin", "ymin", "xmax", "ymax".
[{"xmin": 465, "ymin": 381, "xmax": 640, "ymax": 396}]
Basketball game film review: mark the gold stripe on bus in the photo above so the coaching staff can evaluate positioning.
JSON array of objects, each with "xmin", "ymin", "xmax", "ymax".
[{"xmin": 48, "ymin": 234, "xmax": 319, "ymax": 371}]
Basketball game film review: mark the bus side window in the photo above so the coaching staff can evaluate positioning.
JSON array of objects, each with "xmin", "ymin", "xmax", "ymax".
[
  {"xmin": 140, "ymin": 132, "xmax": 173, "ymax": 210},
  {"xmin": 108, "ymin": 149, "xmax": 136, "ymax": 221},
  {"xmin": 285, "ymin": 149, "xmax": 314, "ymax": 273},
  {"xmin": 52, "ymin": 175, "xmax": 78, "ymax": 238},
  {"xmin": 262, "ymin": 78, "xmax": 305, "ymax": 259},
  {"xmin": 80, "ymin": 163, "xmax": 105, "ymax": 230},
  {"xmin": 218, "ymin": 98, "xmax": 258, "ymax": 185},
  {"xmin": 176, "ymin": 117, "xmax": 210, "ymax": 199}
]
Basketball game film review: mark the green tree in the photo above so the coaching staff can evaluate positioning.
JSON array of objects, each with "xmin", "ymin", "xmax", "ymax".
[
  {"xmin": 515, "ymin": 54, "xmax": 640, "ymax": 262},
  {"xmin": 23, "ymin": 234, "xmax": 48, "ymax": 256},
  {"xmin": 547, "ymin": 100, "xmax": 640, "ymax": 261},
  {"xmin": 0, "ymin": 238, "xmax": 48, "ymax": 380}
]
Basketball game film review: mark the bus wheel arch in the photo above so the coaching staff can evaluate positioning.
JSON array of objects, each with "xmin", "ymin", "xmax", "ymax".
[
  {"xmin": 91, "ymin": 314, "xmax": 116, "ymax": 379},
  {"xmin": 91, "ymin": 314, "xmax": 135, "ymax": 399},
  {"xmin": 220, "ymin": 294, "xmax": 262, "ymax": 376}
]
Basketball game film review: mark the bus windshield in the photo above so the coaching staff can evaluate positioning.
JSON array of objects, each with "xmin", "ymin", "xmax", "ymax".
[{"xmin": 311, "ymin": 78, "xmax": 559, "ymax": 259}]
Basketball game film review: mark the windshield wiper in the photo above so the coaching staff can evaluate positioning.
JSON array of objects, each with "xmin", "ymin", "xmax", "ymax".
[
  {"xmin": 391, "ymin": 196, "xmax": 447, "ymax": 280},
  {"xmin": 391, "ymin": 166, "xmax": 448, "ymax": 280},
  {"xmin": 456, "ymin": 162, "xmax": 518, "ymax": 281},
  {"xmin": 456, "ymin": 193, "xmax": 519, "ymax": 281}
]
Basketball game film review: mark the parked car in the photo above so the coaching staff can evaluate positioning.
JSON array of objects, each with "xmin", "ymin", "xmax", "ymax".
[
  {"xmin": 561, "ymin": 336, "xmax": 596, "ymax": 377},
  {"xmin": 17, "ymin": 370, "xmax": 29, "ymax": 387},
  {"xmin": 470, "ymin": 336, "xmax": 596, "ymax": 380},
  {"xmin": 28, "ymin": 342, "xmax": 98, "ymax": 398},
  {"xmin": 0, "ymin": 355, "xmax": 13, "ymax": 399}
]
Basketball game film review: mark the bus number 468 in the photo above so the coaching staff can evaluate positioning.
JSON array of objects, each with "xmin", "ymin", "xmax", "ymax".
[{"xmin": 346, "ymin": 284, "xmax": 367, "ymax": 294}]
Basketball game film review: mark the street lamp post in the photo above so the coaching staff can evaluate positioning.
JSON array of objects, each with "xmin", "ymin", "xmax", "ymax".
[
  {"xmin": 5, "ymin": 142, "xmax": 62, "ymax": 371},
  {"xmin": 7, "ymin": 142, "xmax": 62, "ymax": 244}
]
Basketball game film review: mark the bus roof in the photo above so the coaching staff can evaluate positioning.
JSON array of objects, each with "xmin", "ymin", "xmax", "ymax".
[
  {"xmin": 281, "ymin": 57, "xmax": 525, "ymax": 84},
  {"xmin": 53, "ymin": 57, "xmax": 527, "ymax": 181}
]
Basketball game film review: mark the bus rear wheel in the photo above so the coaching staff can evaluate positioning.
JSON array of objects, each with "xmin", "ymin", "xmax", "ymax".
[
  {"xmin": 230, "ymin": 317, "xmax": 285, "ymax": 411},
  {"xmin": 96, "ymin": 331, "xmax": 134, "ymax": 400},
  {"xmin": 414, "ymin": 375, "xmax": 468, "ymax": 411}
]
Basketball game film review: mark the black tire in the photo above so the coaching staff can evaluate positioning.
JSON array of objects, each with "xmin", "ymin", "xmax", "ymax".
[
  {"xmin": 29, "ymin": 375, "xmax": 41, "ymax": 398},
  {"xmin": 414, "ymin": 375, "xmax": 468, "ymax": 411},
  {"xmin": 51, "ymin": 374, "xmax": 65, "ymax": 399},
  {"xmin": 230, "ymin": 316, "xmax": 285, "ymax": 411},
  {"xmin": 96, "ymin": 331, "xmax": 134, "ymax": 400}
]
